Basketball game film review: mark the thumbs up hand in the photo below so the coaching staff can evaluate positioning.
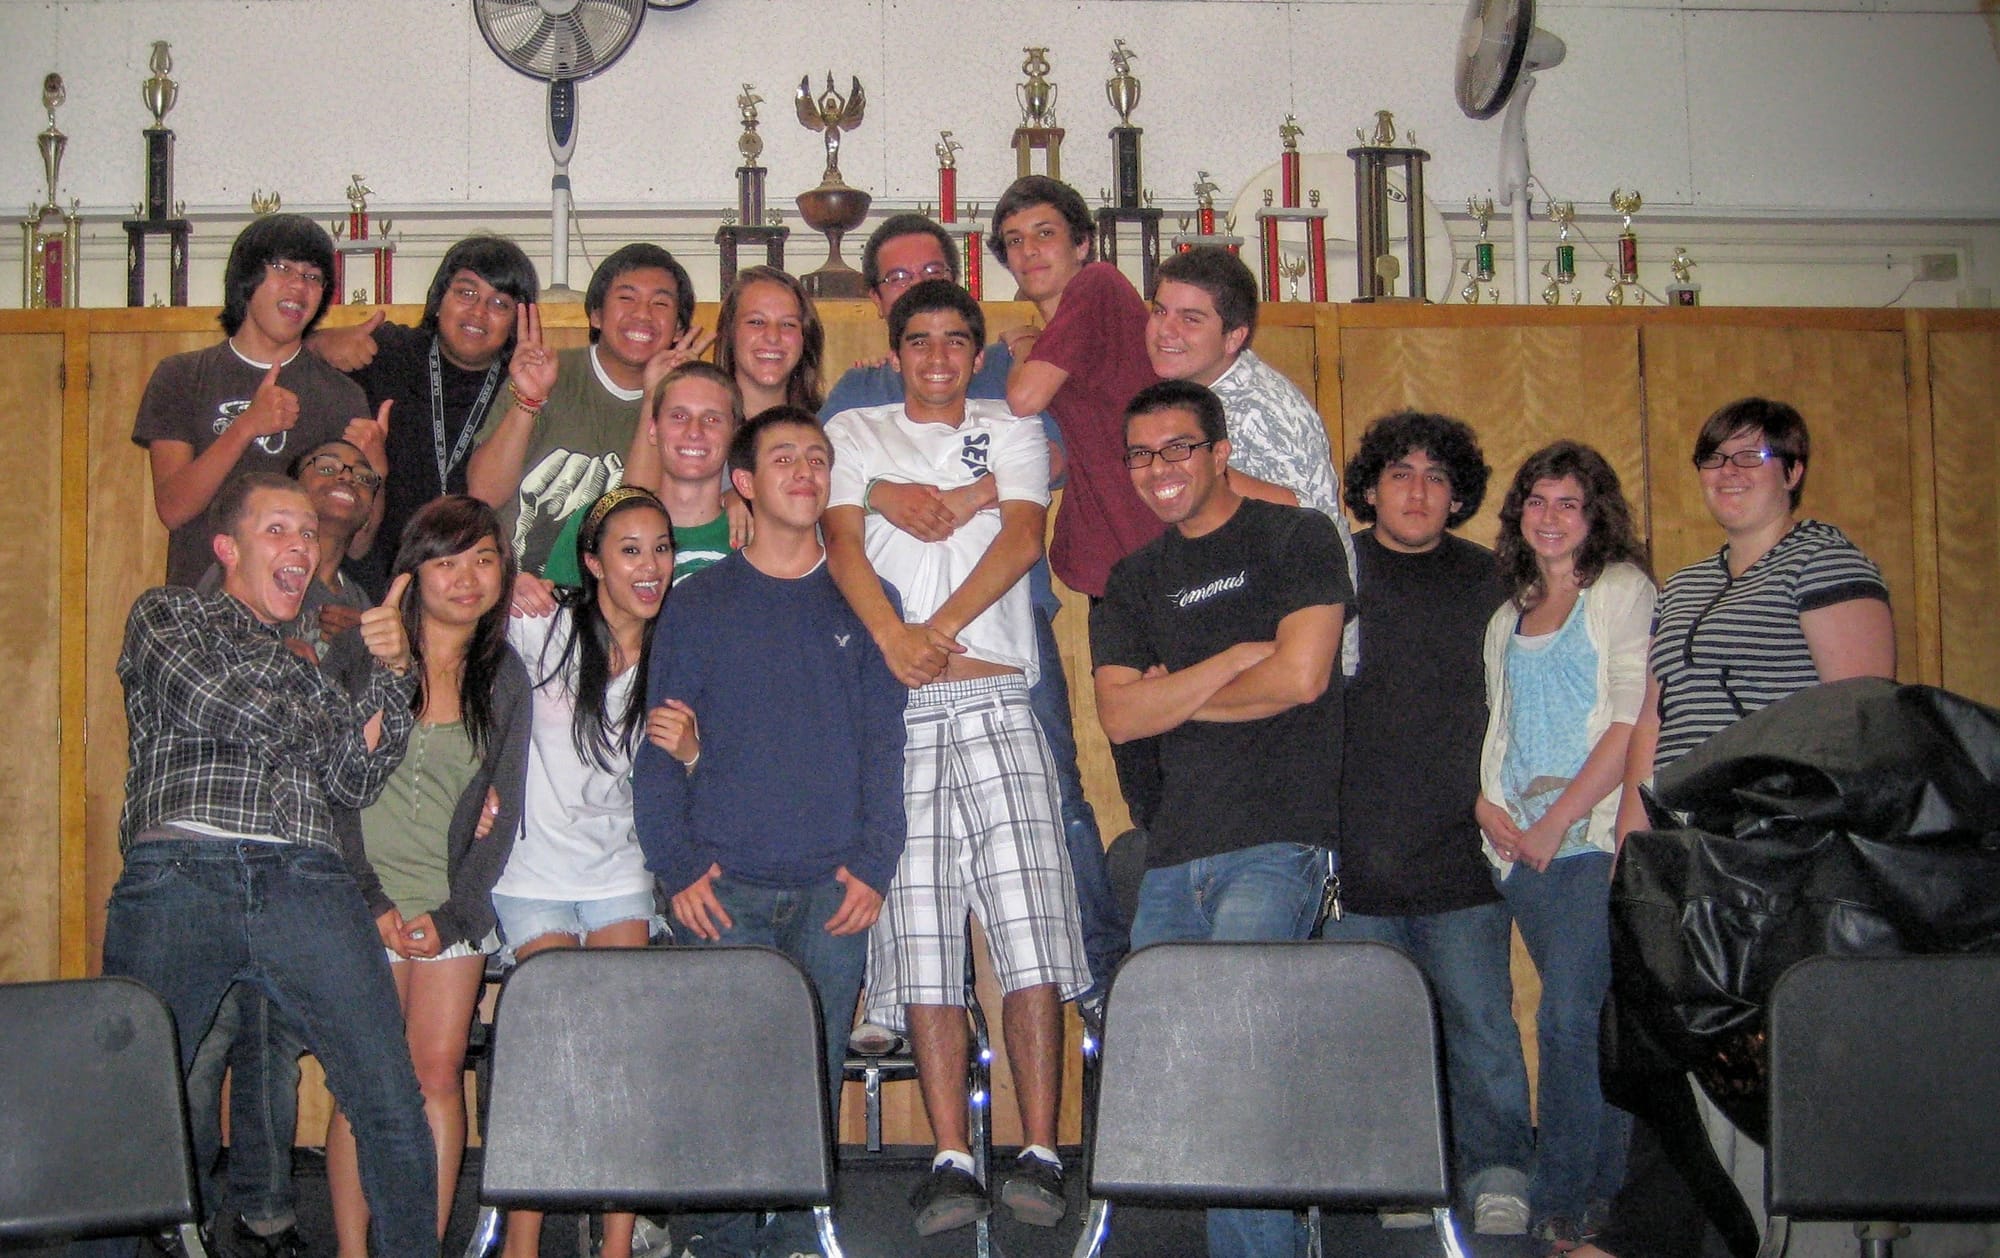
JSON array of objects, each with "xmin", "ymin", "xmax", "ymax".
[
  {"xmin": 359, "ymin": 571, "xmax": 415, "ymax": 676},
  {"xmin": 239, "ymin": 362, "xmax": 300, "ymax": 441},
  {"xmin": 344, "ymin": 399, "xmax": 392, "ymax": 480}
]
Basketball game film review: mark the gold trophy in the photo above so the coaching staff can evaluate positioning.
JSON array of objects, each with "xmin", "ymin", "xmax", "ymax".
[
  {"xmin": 1606, "ymin": 188, "xmax": 1643, "ymax": 305},
  {"xmin": 716, "ymin": 84, "xmax": 788, "ymax": 287},
  {"xmin": 22, "ymin": 73, "xmax": 81, "ymax": 308},
  {"xmin": 1666, "ymin": 246, "xmax": 1700, "ymax": 307},
  {"xmin": 1543, "ymin": 201, "xmax": 1578, "ymax": 305},
  {"xmin": 1462, "ymin": 197, "xmax": 1496, "ymax": 304},
  {"xmin": 1012, "ymin": 48, "xmax": 1064, "ymax": 178},
  {"xmin": 793, "ymin": 73, "xmax": 871, "ymax": 298}
]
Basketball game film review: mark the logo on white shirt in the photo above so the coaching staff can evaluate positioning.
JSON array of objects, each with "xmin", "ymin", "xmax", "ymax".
[
  {"xmin": 1173, "ymin": 571, "xmax": 1248, "ymax": 609},
  {"xmin": 959, "ymin": 431, "xmax": 991, "ymax": 478}
]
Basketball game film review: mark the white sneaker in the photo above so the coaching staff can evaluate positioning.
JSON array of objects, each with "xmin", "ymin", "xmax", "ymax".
[
  {"xmin": 1378, "ymin": 1208, "xmax": 1433, "ymax": 1229},
  {"xmin": 626, "ymin": 1216, "xmax": 674, "ymax": 1258},
  {"xmin": 1473, "ymin": 1191, "xmax": 1530, "ymax": 1236}
]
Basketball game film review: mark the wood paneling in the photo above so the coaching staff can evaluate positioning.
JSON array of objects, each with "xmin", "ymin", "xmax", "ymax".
[
  {"xmin": 0, "ymin": 331, "xmax": 66, "ymax": 982},
  {"xmin": 1639, "ymin": 325, "xmax": 1919, "ymax": 678},
  {"xmin": 1930, "ymin": 329, "xmax": 2000, "ymax": 705},
  {"xmin": 1338, "ymin": 325, "xmax": 1646, "ymax": 549}
]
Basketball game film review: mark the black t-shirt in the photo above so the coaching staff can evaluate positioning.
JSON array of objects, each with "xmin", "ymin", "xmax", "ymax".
[
  {"xmin": 344, "ymin": 323, "xmax": 508, "ymax": 596},
  {"xmin": 1338, "ymin": 529, "xmax": 1508, "ymax": 916},
  {"xmin": 1091, "ymin": 498, "xmax": 1353, "ymax": 870}
]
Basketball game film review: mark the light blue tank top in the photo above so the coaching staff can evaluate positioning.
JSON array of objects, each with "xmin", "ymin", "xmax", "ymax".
[{"xmin": 1500, "ymin": 593, "xmax": 1599, "ymax": 860}]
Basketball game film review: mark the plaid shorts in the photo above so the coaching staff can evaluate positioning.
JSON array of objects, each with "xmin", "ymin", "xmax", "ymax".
[{"xmin": 864, "ymin": 675, "xmax": 1089, "ymax": 1030}]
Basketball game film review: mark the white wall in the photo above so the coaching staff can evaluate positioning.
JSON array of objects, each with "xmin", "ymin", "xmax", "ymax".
[{"xmin": 2, "ymin": 0, "xmax": 1996, "ymax": 308}]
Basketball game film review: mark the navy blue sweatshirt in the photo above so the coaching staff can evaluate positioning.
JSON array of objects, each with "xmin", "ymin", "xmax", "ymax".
[{"xmin": 633, "ymin": 550, "xmax": 908, "ymax": 897}]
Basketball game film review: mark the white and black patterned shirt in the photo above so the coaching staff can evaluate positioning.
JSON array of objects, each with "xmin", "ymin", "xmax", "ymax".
[
  {"xmin": 1209, "ymin": 348, "xmax": 1361, "ymax": 673},
  {"xmin": 1650, "ymin": 520, "xmax": 1888, "ymax": 770},
  {"xmin": 117, "ymin": 586, "xmax": 417, "ymax": 853}
]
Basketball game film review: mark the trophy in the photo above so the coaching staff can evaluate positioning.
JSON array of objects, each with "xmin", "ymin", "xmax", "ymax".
[
  {"xmin": 793, "ymin": 73, "xmax": 871, "ymax": 298},
  {"xmin": 1605, "ymin": 188, "xmax": 1644, "ymax": 305},
  {"xmin": 1665, "ymin": 246, "xmax": 1701, "ymax": 307},
  {"xmin": 1461, "ymin": 197, "xmax": 1497, "ymax": 304},
  {"xmin": 1346, "ymin": 109, "xmax": 1430, "ymax": 302},
  {"xmin": 1255, "ymin": 115, "xmax": 1331, "ymax": 302},
  {"xmin": 326, "ymin": 175, "xmax": 396, "ymax": 304},
  {"xmin": 1089, "ymin": 39, "xmax": 1163, "ymax": 290},
  {"xmin": 1011, "ymin": 48, "xmax": 1064, "ymax": 178},
  {"xmin": 22, "ymin": 73, "xmax": 81, "ymax": 308},
  {"xmin": 250, "ymin": 189, "xmax": 282, "ymax": 215},
  {"xmin": 715, "ymin": 84, "xmax": 788, "ymax": 288},
  {"xmin": 1170, "ymin": 171, "xmax": 1245, "ymax": 256},
  {"xmin": 1541, "ymin": 201, "xmax": 1578, "ymax": 305},
  {"xmin": 123, "ymin": 41, "xmax": 191, "ymax": 306},
  {"xmin": 936, "ymin": 130, "xmax": 961, "ymax": 222}
]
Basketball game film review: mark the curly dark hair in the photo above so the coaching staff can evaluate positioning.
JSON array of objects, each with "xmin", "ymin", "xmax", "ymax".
[
  {"xmin": 1342, "ymin": 410, "xmax": 1489, "ymax": 527},
  {"xmin": 1494, "ymin": 441, "xmax": 1651, "ymax": 608}
]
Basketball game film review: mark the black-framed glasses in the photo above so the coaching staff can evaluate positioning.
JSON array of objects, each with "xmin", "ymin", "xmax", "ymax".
[
  {"xmin": 266, "ymin": 259, "xmax": 327, "ymax": 289},
  {"xmin": 305, "ymin": 454, "xmax": 383, "ymax": 490},
  {"xmin": 1693, "ymin": 448, "xmax": 1776, "ymax": 470},
  {"xmin": 1123, "ymin": 439, "xmax": 1216, "ymax": 470},
  {"xmin": 877, "ymin": 262, "xmax": 954, "ymax": 290}
]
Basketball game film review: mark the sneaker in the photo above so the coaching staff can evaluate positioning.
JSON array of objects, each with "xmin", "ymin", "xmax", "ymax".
[
  {"xmin": 626, "ymin": 1215, "xmax": 675, "ymax": 1258},
  {"xmin": 909, "ymin": 1163, "xmax": 990, "ymax": 1236},
  {"xmin": 1474, "ymin": 1191, "xmax": 1531, "ymax": 1236},
  {"xmin": 1536, "ymin": 1215, "xmax": 1585, "ymax": 1253},
  {"xmin": 211, "ymin": 1216, "xmax": 307, "ymax": 1258},
  {"xmin": 999, "ymin": 1150, "xmax": 1067, "ymax": 1227},
  {"xmin": 1378, "ymin": 1209, "xmax": 1434, "ymax": 1229},
  {"xmin": 848, "ymin": 1021, "xmax": 903, "ymax": 1057}
]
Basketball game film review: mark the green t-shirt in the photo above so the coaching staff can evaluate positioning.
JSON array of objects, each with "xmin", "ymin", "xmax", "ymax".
[
  {"xmin": 543, "ymin": 507, "xmax": 732, "ymax": 588},
  {"xmin": 359, "ymin": 720, "xmax": 479, "ymax": 920}
]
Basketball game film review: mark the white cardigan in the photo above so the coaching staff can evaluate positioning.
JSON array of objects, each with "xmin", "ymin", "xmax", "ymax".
[{"xmin": 1477, "ymin": 561, "xmax": 1657, "ymax": 872}]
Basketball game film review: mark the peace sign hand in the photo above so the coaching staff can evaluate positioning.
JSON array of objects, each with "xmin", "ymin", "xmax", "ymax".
[{"xmin": 508, "ymin": 303, "xmax": 558, "ymax": 401}]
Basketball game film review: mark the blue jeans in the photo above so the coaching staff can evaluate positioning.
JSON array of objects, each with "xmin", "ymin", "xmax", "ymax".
[
  {"xmin": 1130, "ymin": 841, "xmax": 1329, "ymax": 1258},
  {"xmin": 1497, "ymin": 850, "xmax": 1629, "ymax": 1223},
  {"xmin": 101, "ymin": 841, "xmax": 435, "ymax": 1255},
  {"xmin": 681, "ymin": 873, "xmax": 869, "ymax": 1258},
  {"xmin": 185, "ymin": 983, "xmax": 305, "ymax": 1228},
  {"xmin": 1319, "ymin": 903, "xmax": 1534, "ymax": 1204},
  {"xmin": 1030, "ymin": 605, "xmax": 1126, "ymax": 993}
]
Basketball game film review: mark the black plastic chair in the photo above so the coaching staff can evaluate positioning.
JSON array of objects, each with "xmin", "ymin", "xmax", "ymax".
[
  {"xmin": 840, "ymin": 921, "xmax": 1004, "ymax": 1257},
  {"xmin": 0, "ymin": 976, "xmax": 213, "ymax": 1255},
  {"xmin": 1760, "ymin": 954, "xmax": 2000, "ymax": 1258},
  {"xmin": 1071, "ymin": 941, "xmax": 1469, "ymax": 1258},
  {"xmin": 465, "ymin": 946, "xmax": 845, "ymax": 1258}
]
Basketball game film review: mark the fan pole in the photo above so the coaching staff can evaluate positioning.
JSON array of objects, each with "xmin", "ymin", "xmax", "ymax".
[{"xmin": 1499, "ymin": 71, "xmax": 1539, "ymax": 305}]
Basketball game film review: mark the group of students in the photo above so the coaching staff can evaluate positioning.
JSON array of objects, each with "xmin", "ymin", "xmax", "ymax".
[{"xmin": 103, "ymin": 170, "xmax": 1893, "ymax": 1258}]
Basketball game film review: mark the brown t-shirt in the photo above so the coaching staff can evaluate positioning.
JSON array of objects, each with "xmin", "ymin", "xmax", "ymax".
[{"xmin": 132, "ymin": 340, "xmax": 366, "ymax": 586}]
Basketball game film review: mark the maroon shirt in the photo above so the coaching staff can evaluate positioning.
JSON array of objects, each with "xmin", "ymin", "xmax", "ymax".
[{"xmin": 1028, "ymin": 261, "xmax": 1165, "ymax": 597}]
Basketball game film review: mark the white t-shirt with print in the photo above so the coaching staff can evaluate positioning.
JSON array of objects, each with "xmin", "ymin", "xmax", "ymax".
[{"xmin": 825, "ymin": 398, "xmax": 1051, "ymax": 685}]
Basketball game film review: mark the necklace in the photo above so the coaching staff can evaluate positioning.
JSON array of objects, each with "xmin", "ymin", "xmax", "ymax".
[{"xmin": 429, "ymin": 339, "xmax": 504, "ymax": 495}]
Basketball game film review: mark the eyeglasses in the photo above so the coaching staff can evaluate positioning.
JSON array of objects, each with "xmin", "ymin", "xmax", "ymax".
[
  {"xmin": 1693, "ymin": 448, "xmax": 1777, "ymax": 471},
  {"xmin": 446, "ymin": 284, "xmax": 517, "ymax": 315},
  {"xmin": 877, "ymin": 262, "xmax": 953, "ymax": 290},
  {"xmin": 1123, "ymin": 439, "xmax": 1216, "ymax": 470},
  {"xmin": 305, "ymin": 454, "xmax": 383, "ymax": 490},
  {"xmin": 267, "ymin": 259, "xmax": 327, "ymax": 289}
]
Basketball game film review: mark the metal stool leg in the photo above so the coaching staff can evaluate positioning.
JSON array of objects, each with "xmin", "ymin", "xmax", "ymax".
[{"xmin": 460, "ymin": 1204, "xmax": 503, "ymax": 1258}]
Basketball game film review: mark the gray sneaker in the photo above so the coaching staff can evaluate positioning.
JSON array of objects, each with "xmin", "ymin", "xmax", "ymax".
[{"xmin": 1474, "ymin": 1191, "xmax": 1531, "ymax": 1236}]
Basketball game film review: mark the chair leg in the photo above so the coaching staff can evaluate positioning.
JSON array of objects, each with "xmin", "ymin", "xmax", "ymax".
[
  {"xmin": 460, "ymin": 1204, "xmax": 504, "ymax": 1258},
  {"xmin": 1756, "ymin": 1214, "xmax": 1791, "ymax": 1258},
  {"xmin": 813, "ymin": 1204, "xmax": 846, "ymax": 1258},
  {"xmin": 1069, "ymin": 1199, "xmax": 1113, "ymax": 1258},
  {"xmin": 1856, "ymin": 1220, "xmax": 1908, "ymax": 1258},
  {"xmin": 863, "ymin": 1063, "xmax": 884, "ymax": 1153},
  {"xmin": 177, "ymin": 1220, "xmax": 214, "ymax": 1258},
  {"xmin": 1434, "ymin": 1205, "xmax": 1471, "ymax": 1258},
  {"xmin": 1306, "ymin": 1205, "xmax": 1323, "ymax": 1258}
]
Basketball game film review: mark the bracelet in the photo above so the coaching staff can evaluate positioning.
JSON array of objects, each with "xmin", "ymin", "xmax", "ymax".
[
  {"xmin": 862, "ymin": 476, "xmax": 887, "ymax": 514},
  {"xmin": 508, "ymin": 383, "xmax": 547, "ymax": 413},
  {"xmin": 682, "ymin": 750, "xmax": 700, "ymax": 774}
]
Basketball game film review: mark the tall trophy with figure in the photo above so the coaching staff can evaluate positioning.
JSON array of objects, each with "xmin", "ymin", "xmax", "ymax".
[{"xmin": 794, "ymin": 73, "xmax": 871, "ymax": 298}]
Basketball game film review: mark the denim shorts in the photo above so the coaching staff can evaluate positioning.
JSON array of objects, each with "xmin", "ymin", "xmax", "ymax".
[{"xmin": 491, "ymin": 890, "xmax": 657, "ymax": 959}]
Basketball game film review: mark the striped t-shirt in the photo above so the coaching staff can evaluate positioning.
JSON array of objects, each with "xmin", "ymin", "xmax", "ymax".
[{"xmin": 1650, "ymin": 519, "xmax": 1888, "ymax": 771}]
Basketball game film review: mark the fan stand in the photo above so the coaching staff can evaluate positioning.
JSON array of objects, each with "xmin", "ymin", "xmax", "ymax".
[{"xmin": 1496, "ymin": 28, "xmax": 1564, "ymax": 303}]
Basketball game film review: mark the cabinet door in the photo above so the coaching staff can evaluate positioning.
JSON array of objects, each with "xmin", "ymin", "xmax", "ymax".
[{"xmin": 1930, "ymin": 329, "xmax": 2000, "ymax": 704}]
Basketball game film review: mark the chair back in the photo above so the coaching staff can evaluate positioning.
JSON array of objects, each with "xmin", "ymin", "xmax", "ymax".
[
  {"xmin": 480, "ymin": 946, "xmax": 836, "ymax": 1213},
  {"xmin": 0, "ymin": 977, "xmax": 202, "ymax": 1245},
  {"xmin": 1767, "ymin": 954, "xmax": 2000, "ymax": 1222},
  {"xmin": 1089, "ymin": 941, "xmax": 1451, "ymax": 1210}
]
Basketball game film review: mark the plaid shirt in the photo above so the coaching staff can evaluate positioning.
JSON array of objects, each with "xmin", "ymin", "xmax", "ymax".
[{"xmin": 117, "ymin": 586, "xmax": 417, "ymax": 854}]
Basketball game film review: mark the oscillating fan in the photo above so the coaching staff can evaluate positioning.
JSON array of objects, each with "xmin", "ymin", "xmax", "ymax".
[
  {"xmin": 475, "ymin": 0, "xmax": 647, "ymax": 298},
  {"xmin": 1455, "ymin": 0, "xmax": 1566, "ymax": 303}
]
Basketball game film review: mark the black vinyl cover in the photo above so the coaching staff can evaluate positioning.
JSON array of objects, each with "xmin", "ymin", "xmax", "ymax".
[{"xmin": 1607, "ymin": 677, "xmax": 2000, "ymax": 1136}]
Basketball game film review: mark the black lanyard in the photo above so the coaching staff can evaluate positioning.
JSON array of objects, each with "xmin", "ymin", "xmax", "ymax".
[{"xmin": 429, "ymin": 339, "xmax": 503, "ymax": 495}]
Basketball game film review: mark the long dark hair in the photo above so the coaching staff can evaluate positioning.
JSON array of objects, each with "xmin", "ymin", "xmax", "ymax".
[
  {"xmin": 714, "ymin": 265, "xmax": 826, "ymax": 413},
  {"xmin": 539, "ymin": 487, "xmax": 668, "ymax": 772},
  {"xmin": 392, "ymin": 496, "xmax": 517, "ymax": 755},
  {"xmin": 1495, "ymin": 441, "xmax": 1650, "ymax": 609}
]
